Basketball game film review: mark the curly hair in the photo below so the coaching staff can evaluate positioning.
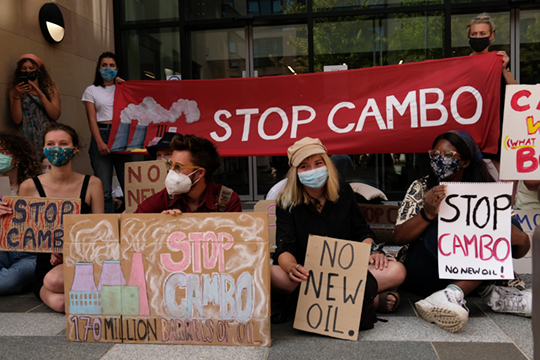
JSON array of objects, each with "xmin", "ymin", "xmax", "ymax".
[
  {"xmin": 0, "ymin": 131, "xmax": 43, "ymax": 186},
  {"xmin": 8, "ymin": 58, "xmax": 58, "ymax": 101}
]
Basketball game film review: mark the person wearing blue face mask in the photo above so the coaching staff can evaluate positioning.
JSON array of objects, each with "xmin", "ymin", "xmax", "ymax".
[
  {"xmin": 8, "ymin": 54, "xmax": 61, "ymax": 158},
  {"xmin": 0, "ymin": 131, "xmax": 43, "ymax": 296},
  {"xmin": 19, "ymin": 122, "xmax": 104, "ymax": 312},
  {"xmin": 271, "ymin": 137, "xmax": 406, "ymax": 320},
  {"xmin": 82, "ymin": 52, "xmax": 131, "ymax": 213},
  {"xmin": 394, "ymin": 130, "xmax": 531, "ymax": 333}
]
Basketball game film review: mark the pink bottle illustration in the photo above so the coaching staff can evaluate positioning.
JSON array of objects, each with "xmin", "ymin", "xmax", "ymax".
[{"xmin": 127, "ymin": 252, "xmax": 150, "ymax": 316}]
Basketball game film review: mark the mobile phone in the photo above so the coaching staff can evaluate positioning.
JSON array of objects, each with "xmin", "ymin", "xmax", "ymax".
[{"xmin": 18, "ymin": 73, "xmax": 28, "ymax": 85}]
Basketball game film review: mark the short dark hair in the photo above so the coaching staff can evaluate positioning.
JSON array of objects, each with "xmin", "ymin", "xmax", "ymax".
[
  {"xmin": 42, "ymin": 122, "xmax": 81, "ymax": 149},
  {"xmin": 0, "ymin": 131, "xmax": 42, "ymax": 185},
  {"xmin": 171, "ymin": 134, "xmax": 220, "ymax": 181},
  {"xmin": 93, "ymin": 52, "xmax": 117, "ymax": 87}
]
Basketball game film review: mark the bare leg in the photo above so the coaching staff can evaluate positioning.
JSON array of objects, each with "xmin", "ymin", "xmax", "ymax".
[
  {"xmin": 369, "ymin": 260, "xmax": 407, "ymax": 311},
  {"xmin": 40, "ymin": 264, "xmax": 65, "ymax": 313}
]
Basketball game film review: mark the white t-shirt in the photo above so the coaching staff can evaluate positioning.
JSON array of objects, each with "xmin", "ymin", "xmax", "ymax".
[{"xmin": 81, "ymin": 85, "xmax": 115, "ymax": 122}]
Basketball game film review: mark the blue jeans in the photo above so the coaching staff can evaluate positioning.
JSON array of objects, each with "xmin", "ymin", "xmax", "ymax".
[
  {"xmin": 89, "ymin": 127, "xmax": 132, "ymax": 213},
  {"xmin": 0, "ymin": 251, "xmax": 37, "ymax": 295}
]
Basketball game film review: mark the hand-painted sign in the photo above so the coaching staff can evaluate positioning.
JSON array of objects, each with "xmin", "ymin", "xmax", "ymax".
[
  {"xmin": 124, "ymin": 160, "xmax": 167, "ymax": 213},
  {"xmin": 64, "ymin": 213, "xmax": 270, "ymax": 346},
  {"xmin": 438, "ymin": 182, "xmax": 514, "ymax": 279},
  {"xmin": 254, "ymin": 200, "xmax": 276, "ymax": 252},
  {"xmin": 0, "ymin": 196, "xmax": 81, "ymax": 252},
  {"xmin": 109, "ymin": 53, "xmax": 502, "ymax": 157},
  {"xmin": 294, "ymin": 235, "xmax": 370, "ymax": 340},
  {"xmin": 500, "ymin": 84, "xmax": 540, "ymax": 180}
]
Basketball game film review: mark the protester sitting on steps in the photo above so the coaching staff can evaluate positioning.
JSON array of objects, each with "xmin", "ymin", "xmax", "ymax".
[
  {"xmin": 135, "ymin": 134, "xmax": 242, "ymax": 214},
  {"xmin": 394, "ymin": 130, "xmax": 531, "ymax": 333},
  {"xmin": 146, "ymin": 132, "xmax": 176, "ymax": 161}
]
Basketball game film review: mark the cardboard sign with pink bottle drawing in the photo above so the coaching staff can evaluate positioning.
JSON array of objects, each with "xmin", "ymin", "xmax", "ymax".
[{"xmin": 64, "ymin": 213, "xmax": 270, "ymax": 346}]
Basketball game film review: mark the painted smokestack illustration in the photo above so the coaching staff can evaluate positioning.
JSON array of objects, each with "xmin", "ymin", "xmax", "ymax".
[{"xmin": 110, "ymin": 97, "xmax": 200, "ymax": 152}]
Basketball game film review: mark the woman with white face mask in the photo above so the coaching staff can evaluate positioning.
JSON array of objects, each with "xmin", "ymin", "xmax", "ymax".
[
  {"xmin": 394, "ymin": 130, "xmax": 530, "ymax": 333},
  {"xmin": 271, "ymin": 137, "xmax": 406, "ymax": 319},
  {"xmin": 0, "ymin": 131, "xmax": 43, "ymax": 296},
  {"xmin": 135, "ymin": 134, "xmax": 242, "ymax": 214},
  {"xmin": 19, "ymin": 123, "xmax": 104, "ymax": 312}
]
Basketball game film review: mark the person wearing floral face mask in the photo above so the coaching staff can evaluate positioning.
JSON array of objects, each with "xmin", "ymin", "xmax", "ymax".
[
  {"xmin": 8, "ymin": 54, "xmax": 61, "ymax": 158},
  {"xmin": 18, "ymin": 123, "xmax": 104, "ymax": 312},
  {"xmin": 135, "ymin": 134, "xmax": 242, "ymax": 214},
  {"xmin": 82, "ymin": 52, "xmax": 130, "ymax": 214},
  {"xmin": 467, "ymin": 13, "xmax": 517, "ymax": 173},
  {"xmin": 394, "ymin": 130, "xmax": 530, "ymax": 333},
  {"xmin": 271, "ymin": 137, "xmax": 406, "ymax": 320},
  {"xmin": 0, "ymin": 131, "xmax": 43, "ymax": 296}
]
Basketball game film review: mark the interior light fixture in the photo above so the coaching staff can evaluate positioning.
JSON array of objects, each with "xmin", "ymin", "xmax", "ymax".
[{"xmin": 39, "ymin": 3, "xmax": 65, "ymax": 43}]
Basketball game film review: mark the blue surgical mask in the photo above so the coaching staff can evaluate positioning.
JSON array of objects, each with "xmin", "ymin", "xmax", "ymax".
[
  {"xmin": 298, "ymin": 166, "xmax": 329, "ymax": 189},
  {"xmin": 430, "ymin": 156, "xmax": 460, "ymax": 180},
  {"xmin": 100, "ymin": 68, "xmax": 118, "ymax": 82},
  {"xmin": 0, "ymin": 154, "xmax": 14, "ymax": 175},
  {"xmin": 43, "ymin": 147, "xmax": 75, "ymax": 167}
]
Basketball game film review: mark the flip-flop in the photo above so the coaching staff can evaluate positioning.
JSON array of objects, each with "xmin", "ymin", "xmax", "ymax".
[{"xmin": 377, "ymin": 291, "xmax": 400, "ymax": 313}]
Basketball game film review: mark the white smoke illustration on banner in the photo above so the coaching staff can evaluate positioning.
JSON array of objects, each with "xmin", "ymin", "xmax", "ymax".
[{"xmin": 111, "ymin": 97, "xmax": 200, "ymax": 151}]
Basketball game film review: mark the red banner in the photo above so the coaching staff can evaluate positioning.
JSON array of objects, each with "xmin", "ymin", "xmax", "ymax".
[{"xmin": 110, "ymin": 53, "xmax": 502, "ymax": 157}]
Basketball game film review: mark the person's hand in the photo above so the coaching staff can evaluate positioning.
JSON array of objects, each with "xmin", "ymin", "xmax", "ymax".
[
  {"xmin": 115, "ymin": 77, "xmax": 125, "ymax": 85},
  {"xmin": 369, "ymin": 252, "xmax": 394, "ymax": 270},
  {"xmin": 289, "ymin": 263, "xmax": 309, "ymax": 282},
  {"xmin": 162, "ymin": 209, "xmax": 182, "ymax": 215},
  {"xmin": 0, "ymin": 201, "xmax": 13, "ymax": 217},
  {"xmin": 27, "ymin": 81, "xmax": 46, "ymax": 99},
  {"xmin": 50, "ymin": 252, "xmax": 63, "ymax": 266},
  {"xmin": 497, "ymin": 50, "xmax": 510, "ymax": 70},
  {"xmin": 13, "ymin": 82, "xmax": 31, "ymax": 98},
  {"xmin": 423, "ymin": 184, "xmax": 447, "ymax": 220},
  {"xmin": 97, "ymin": 140, "xmax": 110, "ymax": 156}
]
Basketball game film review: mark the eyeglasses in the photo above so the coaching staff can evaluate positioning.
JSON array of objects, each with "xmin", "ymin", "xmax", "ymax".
[
  {"xmin": 428, "ymin": 150, "xmax": 459, "ymax": 159},
  {"xmin": 473, "ymin": 17, "xmax": 490, "ymax": 21},
  {"xmin": 165, "ymin": 160, "xmax": 200, "ymax": 174}
]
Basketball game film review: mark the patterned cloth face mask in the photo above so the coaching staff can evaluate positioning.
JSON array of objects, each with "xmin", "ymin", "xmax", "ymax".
[
  {"xmin": 0, "ymin": 154, "xmax": 14, "ymax": 175},
  {"xmin": 100, "ymin": 68, "xmax": 118, "ymax": 82},
  {"xmin": 430, "ymin": 156, "xmax": 460, "ymax": 180},
  {"xmin": 298, "ymin": 166, "xmax": 329, "ymax": 189},
  {"xmin": 21, "ymin": 71, "xmax": 39, "ymax": 81},
  {"xmin": 43, "ymin": 147, "xmax": 75, "ymax": 167}
]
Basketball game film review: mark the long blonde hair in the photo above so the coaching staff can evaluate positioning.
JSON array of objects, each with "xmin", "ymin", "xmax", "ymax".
[{"xmin": 276, "ymin": 153, "xmax": 340, "ymax": 211}]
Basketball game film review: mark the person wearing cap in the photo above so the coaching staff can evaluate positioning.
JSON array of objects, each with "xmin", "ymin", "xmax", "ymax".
[
  {"xmin": 394, "ymin": 130, "xmax": 530, "ymax": 333},
  {"xmin": 8, "ymin": 54, "xmax": 61, "ymax": 158},
  {"xmin": 135, "ymin": 134, "xmax": 242, "ymax": 214},
  {"xmin": 271, "ymin": 137, "xmax": 406, "ymax": 314},
  {"xmin": 146, "ymin": 132, "xmax": 176, "ymax": 160}
]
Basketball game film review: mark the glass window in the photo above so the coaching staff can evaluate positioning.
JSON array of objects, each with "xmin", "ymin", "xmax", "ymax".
[
  {"xmin": 121, "ymin": 28, "xmax": 181, "ymax": 81},
  {"xmin": 185, "ymin": 0, "xmax": 305, "ymax": 19},
  {"xmin": 120, "ymin": 0, "xmax": 178, "ymax": 23},
  {"xmin": 313, "ymin": 13, "xmax": 444, "ymax": 71},
  {"xmin": 520, "ymin": 10, "xmax": 540, "ymax": 85},
  {"xmin": 313, "ymin": 0, "xmax": 442, "ymax": 12}
]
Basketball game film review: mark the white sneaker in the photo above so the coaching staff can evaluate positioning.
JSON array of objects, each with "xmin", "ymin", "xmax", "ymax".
[
  {"xmin": 415, "ymin": 288, "xmax": 469, "ymax": 333},
  {"xmin": 488, "ymin": 286, "xmax": 532, "ymax": 317}
]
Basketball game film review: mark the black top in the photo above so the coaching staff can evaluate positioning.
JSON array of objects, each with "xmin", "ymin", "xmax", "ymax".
[
  {"xmin": 483, "ymin": 74, "xmax": 507, "ymax": 161},
  {"xmin": 274, "ymin": 182, "xmax": 376, "ymax": 265},
  {"xmin": 32, "ymin": 175, "xmax": 92, "ymax": 300}
]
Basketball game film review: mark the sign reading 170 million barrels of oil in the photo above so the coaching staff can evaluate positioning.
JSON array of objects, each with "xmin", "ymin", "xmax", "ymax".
[{"xmin": 63, "ymin": 213, "xmax": 270, "ymax": 346}]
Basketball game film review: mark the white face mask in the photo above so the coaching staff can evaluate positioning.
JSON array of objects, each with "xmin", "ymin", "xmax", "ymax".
[{"xmin": 164, "ymin": 169, "xmax": 200, "ymax": 195}]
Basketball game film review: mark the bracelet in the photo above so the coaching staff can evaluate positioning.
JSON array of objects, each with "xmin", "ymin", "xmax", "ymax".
[{"xmin": 420, "ymin": 208, "xmax": 434, "ymax": 223}]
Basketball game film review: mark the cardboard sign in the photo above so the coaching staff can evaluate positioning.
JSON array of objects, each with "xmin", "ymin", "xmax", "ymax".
[
  {"xmin": 254, "ymin": 200, "xmax": 276, "ymax": 252},
  {"xmin": 438, "ymin": 182, "xmax": 514, "ymax": 280},
  {"xmin": 358, "ymin": 204, "xmax": 399, "ymax": 243},
  {"xmin": 64, "ymin": 213, "xmax": 270, "ymax": 346},
  {"xmin": 294, "ymin": 235, "xmax": 370, "ymax": 341},
  {"xmin": 124, "ymin": 160, "xmax": 168, "ymax": 213},
  {"xmin": 0, "ymin": 177, "xmax": 11, "ymax": 196},
  {"xmin": 0, "ymin": 196, "xmax": 81, "ymax": 253},
  {"xmin": 500, "ymin": 84, "xmax": 540, "ymax": 180}
]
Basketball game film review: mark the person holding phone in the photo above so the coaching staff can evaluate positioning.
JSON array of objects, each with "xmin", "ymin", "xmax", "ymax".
[{"xmin": 8, "ymin": 54, "xmax": 61, "ymax": 158}]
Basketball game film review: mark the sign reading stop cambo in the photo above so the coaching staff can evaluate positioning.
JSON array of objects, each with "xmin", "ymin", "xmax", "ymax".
[{"xmin": 63, "ymin": 213, "xmax": 270, "ymax": 346}]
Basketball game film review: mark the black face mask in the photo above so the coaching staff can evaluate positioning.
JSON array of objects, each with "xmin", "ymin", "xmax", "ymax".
[
  {"xmin": 22, "ymin": 71, "xmax": 39, "ymax": 81},
  {"xmin": 469, "ymin": 36, "xmax": 491, "ymax": 53}
]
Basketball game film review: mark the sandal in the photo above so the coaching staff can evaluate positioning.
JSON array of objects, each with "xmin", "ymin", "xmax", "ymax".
[{"xmin": 377, "ymin": 291, "xmax": 400, "ymax": 313}]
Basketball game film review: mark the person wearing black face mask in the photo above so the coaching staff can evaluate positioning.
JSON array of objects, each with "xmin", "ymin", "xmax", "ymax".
[
  {"xmin": 8, "ymin": 54, "xmax": 61, "ymax": 158},
  {"xmin": 467, "ymin": 13, "xmax": 517, "ymax": 174}
]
